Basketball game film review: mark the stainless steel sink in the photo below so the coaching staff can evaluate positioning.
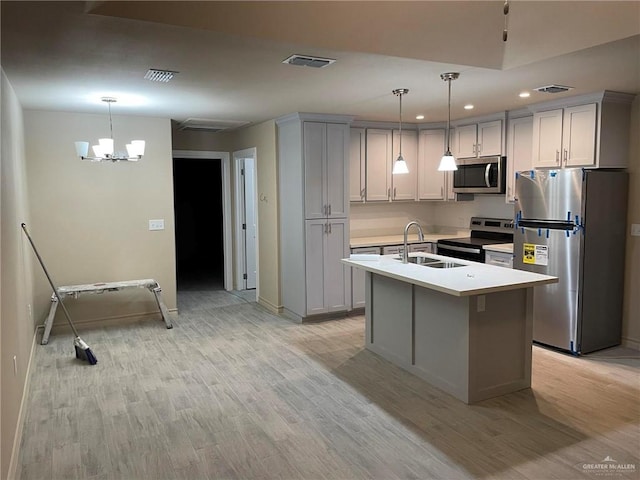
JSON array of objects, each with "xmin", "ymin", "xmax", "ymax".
[
  {"xmin": 425, "ymin": 261, "xmax": 465, "ymax": 269},
  {"xmin": 394, "ymin": 257, "xmax": 465, "ymax": 268},
  {"xmin": 394, "ymin": 256, "xmax": 442, "ymax": 265}
]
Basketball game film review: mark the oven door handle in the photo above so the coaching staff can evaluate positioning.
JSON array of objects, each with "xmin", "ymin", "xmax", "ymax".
[
  {"xmin": 484, "ymin": 163, "xmax": 491, "ymax": 187},
  {"xmin": 438, "ymin": 244, "xmax": 481, "ymax": 255}
]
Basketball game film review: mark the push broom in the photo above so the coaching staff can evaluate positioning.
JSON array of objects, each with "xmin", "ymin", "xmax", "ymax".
[{"xmin": 21, "ymin": 223, "xmax": 98, "ymax": 365}]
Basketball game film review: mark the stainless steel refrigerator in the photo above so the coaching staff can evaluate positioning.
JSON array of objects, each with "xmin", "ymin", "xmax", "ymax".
[{"xmin": 514, "ymin": 168, "xmax": 628, "ymax": 354}]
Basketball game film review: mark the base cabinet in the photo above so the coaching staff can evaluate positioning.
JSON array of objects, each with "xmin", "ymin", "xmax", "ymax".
[
  {"xmin": 306, "ymin": 219, "xmax": 350, "ymax": 315},
  {"xmin": 485, "ymin": 250, "xmax": 514, "ymax": 268},
  {"xmin": 350, "ymin": 246, "xmax": 380, "ymax": 309}
]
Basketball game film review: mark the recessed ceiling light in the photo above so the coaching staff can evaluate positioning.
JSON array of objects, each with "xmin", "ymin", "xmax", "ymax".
[
  {"xmin": 416, "ymin": 115, "xmax": 425, "ymax": 120},
  {"xmin": 464, "ymin": 104, "xmax": 474, "ymax": 110},
  {"xmin": 519, "ymin": 91, "xmax": 531, "ymax": 98}
]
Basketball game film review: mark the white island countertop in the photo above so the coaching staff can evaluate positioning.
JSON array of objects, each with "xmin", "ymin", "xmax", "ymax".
[{"xmin": 342, "ymin": 253, "xmax": 557, "ymax": 297}]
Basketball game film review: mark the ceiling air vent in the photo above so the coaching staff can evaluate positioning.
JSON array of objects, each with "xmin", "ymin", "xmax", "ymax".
[
  {"xmin": 282, "ymin": 54, "xmax": 336, "ymax": 68},
  {"xmin": 534, "ymin": 84, "xmax": 573, "ymax": 94},
  {"xmin": 177, "ymin": 118, "xmax": 249, "ymax": 132},
  {"xmin": 144, "ymin": 69, "xmax": 178, "ymax": 83}
]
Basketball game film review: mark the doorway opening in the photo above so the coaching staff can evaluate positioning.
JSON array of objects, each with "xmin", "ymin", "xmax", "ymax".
[{"xmin": 173, "ymin": 156, "xmax": 224, "ymax": 291}]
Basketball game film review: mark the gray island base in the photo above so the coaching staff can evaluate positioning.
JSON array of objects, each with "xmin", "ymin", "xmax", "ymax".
[{"xmin": 343, "ymin": 254, "xmax": 558, "ymax": 404}]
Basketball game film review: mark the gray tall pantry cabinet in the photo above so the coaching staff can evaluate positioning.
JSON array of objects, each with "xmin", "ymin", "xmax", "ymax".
[{"xmin": 277, "ymin": 113, "xmax": 354, "ymax": 321}]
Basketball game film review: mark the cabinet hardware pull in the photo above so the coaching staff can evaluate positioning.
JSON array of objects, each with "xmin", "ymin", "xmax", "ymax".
[
  {"xmin": 387, "ymin": 188, "xmax": 391, "ymax": 199},
  {"xmin": 393, "ymin": 187, "xmax": 397, "ymax": 198},
  {"xmin": 329, "ymin": 223, "xmax": 332, "ymax": 234},
  {"xmin": 477, "ymin": 143, "xmax": 481, "ymax": 155},
  {"xmin": 328, "ymin": 204, "xmax": 331, "ymax": 216},
  {"xmin": 323, "ymin": 223, "xmax": 327, "ymax": 234},
  {"xmin": 556, "ymin": 150, "xmax": 560, "ymax": 163},
  {"xmin": 563, "ymin": 149, "xmax": 568, "ymax": 164},
  {"xmin": 360, "ymin": 188, "xmax": 365, "ymax": 199}
]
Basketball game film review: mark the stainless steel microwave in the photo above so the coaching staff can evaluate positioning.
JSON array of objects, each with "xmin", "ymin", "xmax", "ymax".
[{"xmin": 452, "ymin": 156, "xmax": 506, "ymax": 194}]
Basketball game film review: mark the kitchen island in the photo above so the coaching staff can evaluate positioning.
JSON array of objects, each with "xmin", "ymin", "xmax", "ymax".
[{"xmin": 342, "ymin": 253, "xmax": 557, "ymax": 404}]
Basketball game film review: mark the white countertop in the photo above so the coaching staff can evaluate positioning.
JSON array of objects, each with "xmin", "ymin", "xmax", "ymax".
[
  {"xmin": 351, "ymin": 233, "xmax": 464, "ymax": 248},
  {"xmin": 484, "ymin": 243, "xmax": 514, "ymax": 254},
  {"xmin": 342, "ymin": 253, "xmax": 557, "ymax": 297}
]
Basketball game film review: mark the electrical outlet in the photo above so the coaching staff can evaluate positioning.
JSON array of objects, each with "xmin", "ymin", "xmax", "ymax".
[
  {"xmin": 477, "ymin": 295, "xmax": 486, "ymax": 312},
  {"xmin": 631, "ymin": 224, "xmax": 640, "ymax": 237},
  {"xmin": 149, "ymin": 219, "xmax": 165, "ymax": 231},
  {"xmin": 13, "ymin": 356, "xmax": 17, "ymax": 376}
]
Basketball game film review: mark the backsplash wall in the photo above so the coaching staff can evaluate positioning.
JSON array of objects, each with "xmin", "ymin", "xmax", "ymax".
[
  {"xmin": 430, "ymin": 195, "xmax": 515, "ymax": 228},
  {"xmin": 350, "ymin": 195, "xmax": 514, "ymax": 238}
]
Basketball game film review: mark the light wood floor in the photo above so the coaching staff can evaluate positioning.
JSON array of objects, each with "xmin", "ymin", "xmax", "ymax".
[{"xmin": 17, "ymin": 290, "xmax": 639, "ymax": 479}]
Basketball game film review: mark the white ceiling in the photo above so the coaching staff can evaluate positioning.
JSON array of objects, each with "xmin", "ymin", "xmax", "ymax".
[{"xmin": 1, "ymin": 1, "xmax": 639, "ymax": 129}]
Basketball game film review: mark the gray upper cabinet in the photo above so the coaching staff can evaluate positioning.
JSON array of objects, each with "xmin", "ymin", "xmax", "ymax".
[
  {"xmin": 349, "ymin": 128, "xmax": 366, "ymax": 202},
  {"xmin": 365, "ymin": 129, "xmax": 393, "ymax": 201},
  {"xmin": 453, "ymin": 120, "xmax": 503, "ymax": 158},
  {"xmin": 528, "ymin": 91, "xmax": 634, "ymax": 169},
  {"xmin": 417, "ymin": 129, "xmax": 446, "ymax": 200},
  {"xmin": 304, "ymin": 121, "xmax": 349, "ymax": 219}
]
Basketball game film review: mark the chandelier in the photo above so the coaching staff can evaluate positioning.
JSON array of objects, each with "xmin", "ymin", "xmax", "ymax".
[{"xmin": 74, "ymin": 97, "xmax": 145, "ymax": 162}]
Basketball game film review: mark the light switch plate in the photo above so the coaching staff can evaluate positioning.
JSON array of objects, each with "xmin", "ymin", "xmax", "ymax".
[
  {"xmin": 149, "ymin": 219, "xmax": 165, "ymax": 231},
  {"xmin": 631, "ymin": 224, "xmax": 640, "ymax": 237}
]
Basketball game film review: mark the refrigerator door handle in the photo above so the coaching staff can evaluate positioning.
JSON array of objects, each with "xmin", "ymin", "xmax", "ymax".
[{"xmin": 518, "ymin": 219, "xmax": 575, "ymax": 230}]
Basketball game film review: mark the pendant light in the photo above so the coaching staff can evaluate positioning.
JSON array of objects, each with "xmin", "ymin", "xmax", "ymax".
[
  {"xmin": 74, "ymin": 97, "xmax": 146, "ymax": 162},
  {"xmin": 438, "ymin": 72, "xmax": 459, "ymax": 171},
  {"xmin": 392, "ymin": 88, "xmax": 409, "ymax": 175}
]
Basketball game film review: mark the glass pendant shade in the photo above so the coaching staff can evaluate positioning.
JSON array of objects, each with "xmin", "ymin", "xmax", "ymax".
[
  {"xmin": 75, "ymin": 141, "xmax": 89, "ymax": 157},
  {"xmin": 438, "ymin": 151, "xmax": 458, "ymax": 171},
  {"xmin": 440, "ymin": 72, "xmax": 460, "ymax": 172},
  {"xmin": 392, "ymin": 88, "xmax": 409, "ymax": 175},
  {"xmin": 392, "ymin": 155, "xmax": 409, "ymax": 174}
]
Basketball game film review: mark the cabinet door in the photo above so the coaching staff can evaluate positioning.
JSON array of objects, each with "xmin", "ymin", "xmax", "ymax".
[
  {"xmin": 418, "ymin": 129, "xmax": 446, "ymax": 200},
  {"xmin": 391, "ymin": 129, "xmax": 418, "ymax": 200},
  {"xmin": 351, "ymin": 247, "xmax": 379, "ymax": 309},
  {"xmin": 563, "ymin": 103, "xmax": 596, "ymax": 167},
  {"xmin": 305, "ymin": 219, "xmax": 327, "ymax": 315},
  {"xmin": 325, "ymin": 219, "xmax": 350, "ymax": 312},
  {"xmin": 349, "ymin": 128, "xmax": 366, "ymax": 202},
  {"xmin": 326, "ymin": 123, "xmax": 349, "ymax": 217},
  {"xmin": 304, "ymin": 122, "xmax": 327, "ymax": 219},
  {"xmin": 532, "ymin": 109, "xmax": 563, "ymax": 167},
  {"xmin": 453, "ymin": 124, "xmax": 477, "ymax": 158},
  {"xmin": 365, "ymin": 129, "xmax": 392, "ymax": 201},
  {"xmin": 477, "ymin": 120, "xmax": 502, "ymax": 156},
  {"xmin": 506, "ymin": 116, "xmax": 533, "ymax": 202}
]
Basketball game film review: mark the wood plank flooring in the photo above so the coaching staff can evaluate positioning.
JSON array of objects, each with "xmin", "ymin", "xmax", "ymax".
[{"xmin": 17, "ymin": 289, "xmax": 639, "ymax": 479}]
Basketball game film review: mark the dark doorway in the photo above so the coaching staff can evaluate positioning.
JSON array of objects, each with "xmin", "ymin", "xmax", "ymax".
[{"xmin": 173, "ymin": 158, "xmax": 224, "ymax": 290}]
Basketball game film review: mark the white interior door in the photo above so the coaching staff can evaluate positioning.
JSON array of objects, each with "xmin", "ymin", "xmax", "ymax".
[{"xmin": 243, "ymin": 158, "xmax": 257, "ymax": 289}]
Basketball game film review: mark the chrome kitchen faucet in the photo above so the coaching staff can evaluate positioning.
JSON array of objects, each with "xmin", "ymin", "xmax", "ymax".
[{"xmin": 403, "ymin": 221, "xmax": 424, "ymax": 264}]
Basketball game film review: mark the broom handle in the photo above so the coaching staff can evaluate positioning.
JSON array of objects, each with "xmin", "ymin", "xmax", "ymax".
[{"xmin": 21, "ymin": 223, "xmax": 80, "ymax": 338}]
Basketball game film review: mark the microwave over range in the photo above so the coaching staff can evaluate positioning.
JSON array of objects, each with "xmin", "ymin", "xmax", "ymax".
[{"xmin": 452, "ymin": 155, "xmax": 506, "ymax": 194}]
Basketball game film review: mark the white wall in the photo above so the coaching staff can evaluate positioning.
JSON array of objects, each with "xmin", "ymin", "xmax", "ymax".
[{"xmin": 1, "ymin": 70, "xmax": 35, "ymax": 480}]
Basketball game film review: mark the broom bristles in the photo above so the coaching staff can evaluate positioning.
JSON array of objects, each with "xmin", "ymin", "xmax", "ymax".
[{"xmin": 74, "ymin": 337, "xmax": 98, "ymax": 365}]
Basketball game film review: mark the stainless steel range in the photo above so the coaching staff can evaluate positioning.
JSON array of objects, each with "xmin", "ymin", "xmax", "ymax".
[{"xmin": 437, "ymin": 217, "xmax": 514, "ymax": 263}]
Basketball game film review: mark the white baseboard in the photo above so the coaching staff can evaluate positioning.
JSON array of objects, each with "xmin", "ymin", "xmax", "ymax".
[
  {"xmin": 621, "ymin": 337, "xmax": 640, "ymax": 351},
  {"xmin": 7, "ymin": 328, "xmax": 38, "ymax": 480}
]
